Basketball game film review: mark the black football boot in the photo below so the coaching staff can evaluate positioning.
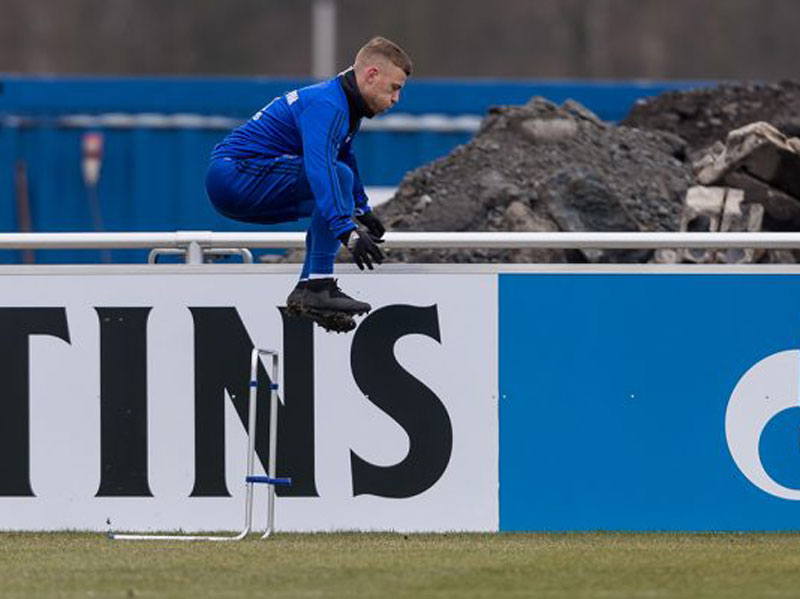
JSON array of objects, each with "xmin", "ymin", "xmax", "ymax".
[
  {"xmin": 303, "ymin": 278, "xmax": 372, "ymax": 315},
  {"xmin": 284, "ymin": 278, "xmax": 370, "ymax": 333},
  {"xmin": 285, "ymin": 280, "xmax": 307, "ymax": 317}
]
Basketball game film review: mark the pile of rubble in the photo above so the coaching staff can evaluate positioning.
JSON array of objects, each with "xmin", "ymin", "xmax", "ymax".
[
  {"xmin": 279, "ymin": 82, "xmax": 800, "ymax": 266},
  {"xmin": 374, "ymin": 97, "xmax": 692, "ymax": 264},
  {"xmin": 661, "ymin": 121, "xmax": 800, "ymax": 264},
  {"xmin": 624, "ymin": 81, "xmax": 800, "ymax": 264},
  {"xmin": 622, "ymin": 81, "xmax": 800, "ymax": 155}
]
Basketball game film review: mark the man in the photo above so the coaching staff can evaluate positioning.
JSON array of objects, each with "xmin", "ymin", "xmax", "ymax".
[{"xmin": 206, "ymin": 37, "xmax": 412, "ymax": 332}]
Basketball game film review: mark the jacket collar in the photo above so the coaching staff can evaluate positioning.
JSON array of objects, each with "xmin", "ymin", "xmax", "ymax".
[{"xmin": 338, "ymin": 67, "xmax": 375, "ymax": 123}]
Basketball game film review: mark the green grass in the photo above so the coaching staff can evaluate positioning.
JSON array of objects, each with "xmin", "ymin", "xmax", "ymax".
[{"xmin": 2, "ymin": 532, "xmax": 800, "ymax": 598}]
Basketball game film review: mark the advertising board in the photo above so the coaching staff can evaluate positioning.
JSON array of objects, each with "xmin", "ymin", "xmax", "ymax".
[{"xmin": 0, "ymin": 267, "xmax": 498, "ymax": 532}]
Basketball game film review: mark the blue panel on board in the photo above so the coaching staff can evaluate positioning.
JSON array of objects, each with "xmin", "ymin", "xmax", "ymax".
[{"xmin": 499, "ymin": 273, "xmax": 800, "ymax": 531}]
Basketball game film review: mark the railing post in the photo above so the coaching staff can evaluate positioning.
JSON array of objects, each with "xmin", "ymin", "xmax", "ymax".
[{"xmin": 185, "ymin": 241, "xmax": 204, "ymax": 264}]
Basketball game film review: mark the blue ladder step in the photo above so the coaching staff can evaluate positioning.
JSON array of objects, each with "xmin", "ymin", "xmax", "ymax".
[{"xmin": 245, "ymin": 475, "xmax": 292, "ymax": 486}]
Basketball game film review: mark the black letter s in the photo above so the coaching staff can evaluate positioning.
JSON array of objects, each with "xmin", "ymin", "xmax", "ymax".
[{"xmin": 350, "ymin": 305, "xmax": 453, "ymax": 498}]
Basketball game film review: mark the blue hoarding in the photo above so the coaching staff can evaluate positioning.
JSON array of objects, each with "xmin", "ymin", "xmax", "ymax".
[
  {"xmin": 499, "ymin": 273, "xmax": 800, "ymax": 530},
  {"xmin": 0, "ymin": 76, "xmax": 712, "ymax": 263}
]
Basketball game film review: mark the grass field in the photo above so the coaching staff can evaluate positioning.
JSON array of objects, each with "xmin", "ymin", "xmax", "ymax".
[{"xmin": 2, "ymin": 532, "xmax": 800, "ymax": 598}]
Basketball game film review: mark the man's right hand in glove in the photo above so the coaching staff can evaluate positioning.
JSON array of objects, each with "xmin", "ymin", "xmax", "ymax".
[
  {"xmin": 338, "ymin": 227, "xmax": 385, "ymax": 270},
  {"xmin": 356, "ymin": 211, "xmax": 386, "ymax": 240}
]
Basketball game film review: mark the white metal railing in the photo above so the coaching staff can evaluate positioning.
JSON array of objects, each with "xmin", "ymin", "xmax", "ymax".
[
  {"xmin": 1, "ymin": 231, "xmax": 800, "ymax": 264},
  {"xmin": 2, "ymin": 231, "xmax": 800, "ymax": 250}
]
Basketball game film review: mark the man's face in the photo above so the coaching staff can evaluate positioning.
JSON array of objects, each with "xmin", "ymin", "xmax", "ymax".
[{"xmin": 360, "ymin": 61, "xmax": 407, "ymax": 115}]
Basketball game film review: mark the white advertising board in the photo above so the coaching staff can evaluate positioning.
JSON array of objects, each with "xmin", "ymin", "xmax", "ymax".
[{"xmin": 0, "ymin": 267, "xmax": 498, "ymax": 532}]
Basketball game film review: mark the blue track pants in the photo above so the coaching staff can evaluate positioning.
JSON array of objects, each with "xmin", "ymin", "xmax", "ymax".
[{"xmin": 205, "ymin": 155, "xmax": 354, "ymax": 279}]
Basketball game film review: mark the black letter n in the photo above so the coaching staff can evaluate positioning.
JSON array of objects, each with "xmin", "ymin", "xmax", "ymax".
[{"xmin": 189, "ymin": 307, "xmax": 316, "ymax": 497}]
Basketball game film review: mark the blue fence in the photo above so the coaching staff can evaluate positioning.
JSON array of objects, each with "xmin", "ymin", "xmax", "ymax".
[{"xmin": 0, "ymin": 76, "xmax": 710, "ymax": 263}]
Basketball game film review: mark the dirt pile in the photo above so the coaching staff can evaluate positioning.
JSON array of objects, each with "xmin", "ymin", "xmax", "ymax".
[
  {"xmin": 622, "ymin": 81, "xmax": 800, "ymax": 154},
  {"xmin": 374, "ymin": 97, "xmax": 693, "ymax": 264}
]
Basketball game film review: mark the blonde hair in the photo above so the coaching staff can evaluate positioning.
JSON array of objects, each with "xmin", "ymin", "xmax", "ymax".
[{"xmin": 355, "ymin": 37, "xmax": 413, "ymax": 76}]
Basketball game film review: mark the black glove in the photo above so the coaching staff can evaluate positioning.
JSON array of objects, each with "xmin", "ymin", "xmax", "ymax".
[
  {"xmin": 339, "ymin": 228, "xmax": 385, "ymax": 270},
  {"xmin": 356, "ymin": 211, "xmax": 386, "ymax": 240}
]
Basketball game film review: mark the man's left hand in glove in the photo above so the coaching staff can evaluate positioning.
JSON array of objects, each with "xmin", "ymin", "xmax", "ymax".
[{"xmin": 338, "ymin": 227, "xmax": 385, "ymax": 270}]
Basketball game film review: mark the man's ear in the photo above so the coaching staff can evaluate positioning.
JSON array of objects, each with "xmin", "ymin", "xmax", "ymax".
[{"xmin": 365, "ymin": 65, "xmax": 380, "ymax": 83}]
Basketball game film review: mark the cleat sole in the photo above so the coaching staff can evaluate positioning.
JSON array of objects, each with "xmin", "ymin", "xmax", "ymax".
[
  {"xmin": 292, "ymin": 307, "xmax": 357, "ymax": 333},
  {"xmin": 285, "ymin": 303, "xmax": 303, "ymax": 317}
]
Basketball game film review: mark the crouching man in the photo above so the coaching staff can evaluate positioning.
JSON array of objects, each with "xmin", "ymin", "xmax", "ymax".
[{"xmin": 206, "ymin": 37, "xmax": 412, "ymax": 332}]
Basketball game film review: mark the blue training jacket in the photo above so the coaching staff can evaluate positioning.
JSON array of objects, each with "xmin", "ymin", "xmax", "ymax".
[{"xmin": 211, "ymin": 72, "xmax": 372, "ymax": 239}]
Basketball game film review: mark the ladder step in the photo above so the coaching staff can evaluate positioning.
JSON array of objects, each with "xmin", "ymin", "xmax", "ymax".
[{"xmin": 245, "ymin": 476, "xmax": 292, "ymax": 486}]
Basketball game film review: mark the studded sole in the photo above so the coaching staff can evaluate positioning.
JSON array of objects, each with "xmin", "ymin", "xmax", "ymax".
[{"xmin": 280, "ymin": 306, "xmax": 355, "ymax": 333}]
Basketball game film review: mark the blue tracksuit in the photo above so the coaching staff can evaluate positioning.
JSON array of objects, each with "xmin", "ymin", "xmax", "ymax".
[{"xmin": 205, "ymin": 69, "xmax": 374, "ymax": 278}]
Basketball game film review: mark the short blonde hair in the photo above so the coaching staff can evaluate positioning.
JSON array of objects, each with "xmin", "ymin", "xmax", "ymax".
[{"xmin": 355, "ymin": 37, "xmax": 413, "ymax": 76}]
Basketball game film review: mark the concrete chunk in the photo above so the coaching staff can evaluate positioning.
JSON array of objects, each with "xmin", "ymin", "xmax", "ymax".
[
  {"xmin": 722, "ymin": 171, "xmax": 800, "ymax": 227},
  {"xmin": 519, "ymin": 118, "xmax": 579, "ymax": 142},
  {"xmin": 717, "ymin": 188, "xmax": 765, "ymax": 263},
  {"xmin": 694, "ymin": 122, "xmax": 800, "ymax": 199},
  {"xmin": 681, "ymin": 186, "xmax": 725, "ymax": 263},
  {"xmin": 655, "ymin": 186, "xmax": 763, "ymax": 264}
]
